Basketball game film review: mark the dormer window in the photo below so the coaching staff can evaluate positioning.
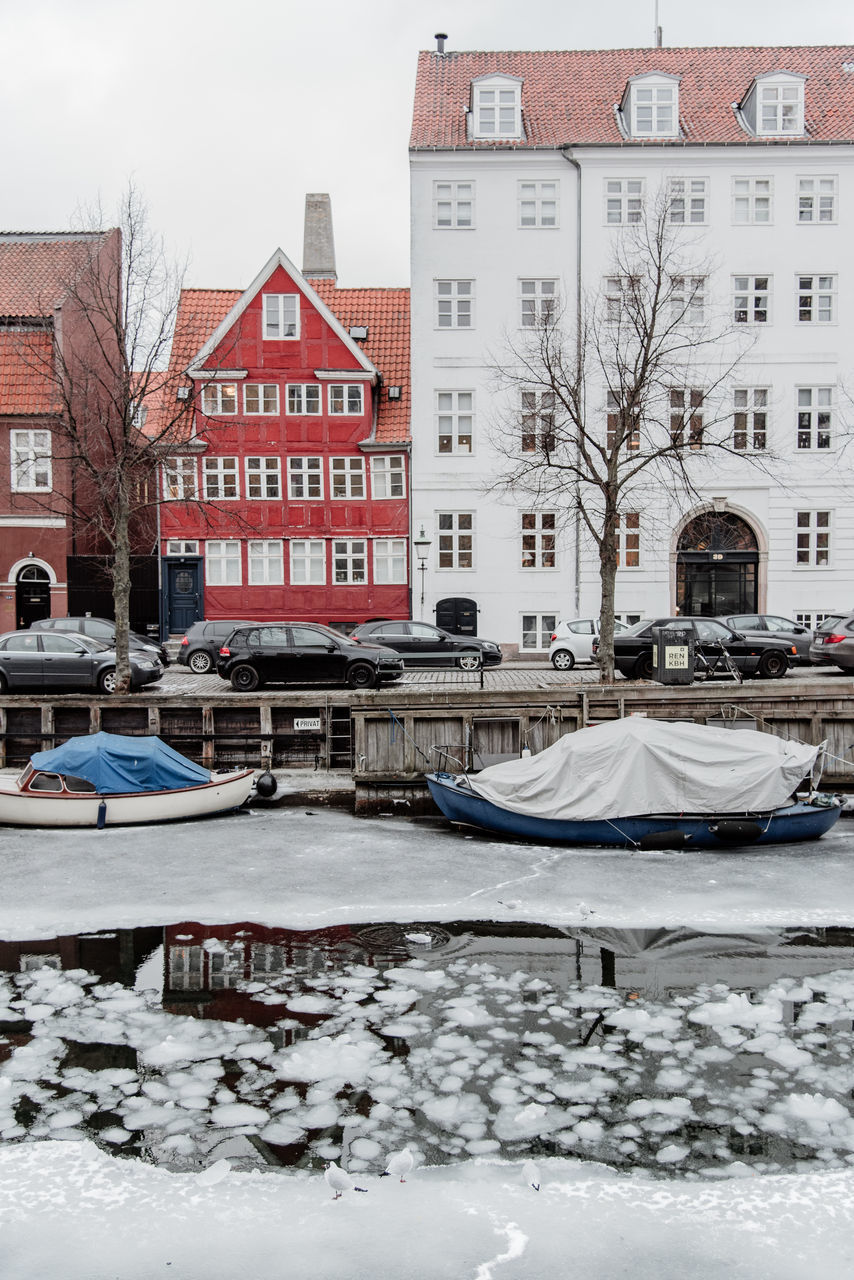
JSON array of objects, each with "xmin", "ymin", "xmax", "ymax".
[
  {"xmin": 622, "ymin": 74, "xmax": 679, "ymax": 139},
  {"xmin": 739, "ymin": 73, "xmax": 806, "ymax": 137},
  {"xmin": 471, "ymin": 75, "xmax": 522, "ymax": 140}
]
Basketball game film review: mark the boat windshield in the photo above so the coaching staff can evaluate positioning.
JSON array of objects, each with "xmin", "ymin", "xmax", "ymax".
[
  {"xmin": 28, "ymin": 772, "xmax": 63, "ymax": 792},
  {"xmin": 63, "ymin": 775, "xmax": 97, "ymax": 793}
]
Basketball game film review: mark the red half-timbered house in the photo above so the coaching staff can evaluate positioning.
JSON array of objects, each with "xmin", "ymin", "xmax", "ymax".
[{"xmin": 159, "ymin": 249, "xmax": 410, "ymax": 634}]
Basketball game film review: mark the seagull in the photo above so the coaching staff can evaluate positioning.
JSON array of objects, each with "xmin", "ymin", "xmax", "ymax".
[
  {"xmin": 380, "ymin": 1147, "xmax": 414, "ymax": 1183},
  {"xmin": 324, "ymin": 1162, "xmax": 368, "ymax": 1199},
  {"xmin": 522, "ymin": 1160, "xmax": 541, "ymax": 1191}
]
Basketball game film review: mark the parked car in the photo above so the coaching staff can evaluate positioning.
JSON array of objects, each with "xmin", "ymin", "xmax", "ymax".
[
  {"xmin": 549, "ymin": 617, "xmax": 631, "ymax": 670},
  {"xmin": 601, "ymin": 616, "xmax": 795, "ymax": 680},
  {"xmin": 216, "ymin": 622, "xmax": 404, "ymax": 691},
  {"xmin": 177, "ymin": 620, "xmax": 254, "ymax": 674},
  {"xmin": 0, "ymin": 630, "xmax": 162, "ymax": 693},
  {"xmin": 716, "ymin": 614, "xmax": 814, "ymax": 663},
  {"xmin": 31, "ymin": 616, "xmax": 169, "ymax": 667},
  {"xmin": 350, "ymin": 620, "xmax": 502, "ymax": 669},
  {"xmin": 809, "ymin": 613, "xmax": 854, "ymax": 671}
]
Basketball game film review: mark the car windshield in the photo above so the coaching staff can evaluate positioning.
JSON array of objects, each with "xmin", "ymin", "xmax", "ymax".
[
  {"xmin": 75, "ymin": 635, "xmax": 110, "ymax": 653},
  {"xmin": 623, "ymin": 619, "xmax": 655, "ymax": 635}
]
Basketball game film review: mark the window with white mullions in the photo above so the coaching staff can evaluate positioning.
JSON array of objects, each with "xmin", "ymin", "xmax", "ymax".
[
  {"xmin": 616, "ymin": 512, "xmax": 641, "ymax": 567},
  {"xmin": 606, "ymin": 391, "xmax": 640, "ymax": 452},
  {"xmin": 795, "ymin": 511, "xmax": 831, "ymax": 566},
  {"xmin": 373, "ymin": 538, "xmax": 407, "ymax": 584},
  {"xmin": 244, "ymin": 383, "xmax": 279, "ymax": 414},
  {"xmin": 670, "ymin": 389, "xmax": 704, "ymax": 450},
  {"xmin": 201, "ymin": 383, "xmax": 237, "ymax": 415},
  {"xmin": 518, "ymin": 181, "xmax": 558, "ymax": 228},
  {"xmin": 733, "ymin": 275, "xmax": 770, "ymax": 324},
  {"xmin": 206, "ymin": 540, "xmax": 241, "ymax": 585},
  {"xmin": 202, "ymin": 456, "xmax": 239, "ymax": 498},
  {"xmin": 333, "ymin": 539, "xmax": 367, "ymax": 584},
  {"xmin": 435, "ymin": 280, "xmax": 474, "ymax": 329},
  {"xmin": 286, "ymin": 384, "xmax": 321, "ymax": 414},
  {"xmin": 163, "ymin": 456, "xmax": 197, "ymax": 500},
  {"xmin": 797, "ymin": 275, "xmax": 836, "ymax": 323},
  {"xmin": 668, "ymin": 177, "xmax": 708, "ymax": 224},
  {"xmin": 434, "ymin": 181, "xmax": 474, "ymax": 228},
  {"xmin": 671, "ymin": 276, "xmax": 705, "ymax": 325},
  {"xmin": 474, "ymin": 83, "xmax": 521, "ymax": 138},
  {"xmin": 520, "ymin": 512, "xmax": 556, "ymax": 569},
  {"xmin": 329, "ymin": 384, "xmax": 364, "ymax": 415},
  {"xmin": 631, "ymin": 84, "xmax": 676, "ymax": 136},
  {"xmin": 369, "ymin": 455, "xmax": 405, "ymax": 498},
  {"xmin": 263, "ymin": 293, "xmax": 298, "ymax": 339},
  {"xmin": 521, "ymin": 613, "xmax": 557, "ymax": 652},
  {"xmin": 10, "ymin": 429, "xmax": 51, "ymax": 491},
  {"xmin": 520, "ymin": 278, "xmax": 558, "ymax": 328},
  {"xmin": 330, "ymin": 456, "xmax": 365, "ymax": 499},
  {"xmin": 760, "ymin": 83, "xmax": 803, "ymax": 134},
  {"xmin": 287, "ymin": 457, "xmax": 323, "ymax": 499},
  {"xmin": 437, "ymin": 512, "xmax": 474, "ymax": 569},
  {"xmin": 290, "ymin": 540, "xmax": 326, "ymax": 584},
  {"xmin": 733, "ymin": 389, "xmax": 768, "ymax": 451},
  {"xmin": 797, "ymin": 176, "xmax": 837, "ymax": 223},
  {"xmin": 733, "ymin": 177, "xmax": 772, "ymax": 224},
  {"xmin": 245, "ymin": 457, "xmax": 281, "ymax": 499},
  {"xmin": 436, "ymin": 391, "xmax": 474, "ymax": 454},
  {"xmin": 605, "ymin": 178, "xmax": 644, "ymax": 224},
  {"xmin": 796, "ymin": 387, "xmax": 833, "ymax": 449},
  {"xmin": 248, "ymin": 540, "xmax": 284, "ymax": 584},
  {"xmin": 521, "ymin": 389, "xmax": 556, "ymax": 453}
]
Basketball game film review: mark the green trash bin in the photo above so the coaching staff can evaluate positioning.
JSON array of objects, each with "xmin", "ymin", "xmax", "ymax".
[{"xmin": 652, "ymin": 627, "xmax": 695, "ymax": 685}]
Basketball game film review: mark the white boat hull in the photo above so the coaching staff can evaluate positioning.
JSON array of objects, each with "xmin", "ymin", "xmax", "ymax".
[{"xmin": 0, "ymin": 768, "xmax": 256, "ymax": 827}]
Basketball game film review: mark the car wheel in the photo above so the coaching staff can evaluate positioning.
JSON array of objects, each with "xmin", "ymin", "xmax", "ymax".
[
  {"xmin": 551, "ymin": 649, "xmax": 575, "ymax": 671},
  {"xmin": 457, "ymin": 652, "xmax": 481, "ymax": 671},
  {"xmin": 188, "ymin": 650, "xmax": 213, "ymax": 675},
  {"xmin": 230, "ymin": 664, "xmax": 260, "ymax": 692},
  {"xmin": 632, "ymin": 652, "xmax": 656, "ymax": 680},
  {"xmin": 98, "ymin": 667, "xmax": 117, "ymax": 694},
  {"xmin": 347, "ymin": 662, "xmax": 377, "ymax": 690},
  {"xmin": 757, "ymin": 650, "xmax": 789, "ymax": 679}
]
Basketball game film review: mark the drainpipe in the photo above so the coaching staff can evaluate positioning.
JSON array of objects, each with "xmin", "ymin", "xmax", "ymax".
[{"xmin": 562, "ymin": 148, "xmax": 583, "ymax": 617}]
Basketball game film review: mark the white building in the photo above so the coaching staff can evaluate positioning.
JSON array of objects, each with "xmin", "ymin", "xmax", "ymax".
[{"xmin": 409, "ymin": 40, "xmax": 854, "ymax": 654}]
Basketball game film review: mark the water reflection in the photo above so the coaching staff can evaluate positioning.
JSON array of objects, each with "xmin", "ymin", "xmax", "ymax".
[{"xmin": 1, "ymin": 922, "xmax": 853, "ymax": 1179}]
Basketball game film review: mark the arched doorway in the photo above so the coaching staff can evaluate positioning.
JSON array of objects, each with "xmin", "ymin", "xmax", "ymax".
[
  {"xmin": 435, "ymin": 597, "xmax": 478, "ymax": 636},
  {"xmin": 16, "ymin": 564, "xmax": 51, "ymax": 629},
  {"xmin": 676, "ymin": 512, "xmax": 759, "ymax": 616}
]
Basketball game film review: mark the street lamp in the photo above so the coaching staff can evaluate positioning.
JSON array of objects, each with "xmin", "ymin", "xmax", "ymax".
[{"xmin": 412, "ymin": 525, "xmax": 432, "ymax": 620}]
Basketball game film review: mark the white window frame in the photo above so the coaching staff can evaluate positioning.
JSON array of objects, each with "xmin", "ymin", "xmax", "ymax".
[
  {"xmin": 519, "ymin": 278, "xmax": 558, "ymax": 328},
  {"xmin": 287, "ymin": 457, "xmax": 323, "ymax": 500},
  {"xmin": 795, "ymin": 511, "xmax": 831, "ymax": 567},
  {"xmin": 520, "ymin": 512, "xmax": 557, "ymax": 570},
  {"xmin": 10, "ymin": 429, "xmax": 51, "ymax": 492},
  {"xmin": 205, "ymin": 539, "xmax": 241, "ymax": 585},
  {"xmin": 201, "ymin": 383, "xmax": 238, "ymax": 415},
  {"xmin": 520, "ymin": 613, "xmax": 558, "ymax": 652},
  {"xmin": 437, "ymin": 512, "xmax": 474, "ymax": 570},
  {"xmin": 732, "ymin": 274, "xmax": 771, "ymax": 324},
  {"xmin": 369, "ymin": 455, "xmax": 406, "ymax": 499},
  {"xmin": 733, "ymin": 176, "xmax": 773, "ymax": 224},
  {"xmin": 521, "ymin": 389, "xmax": 556, "ymax": 453},
  {"xmin": 330, "ymin": 456, "xmax": 365, "ymax": 499},
  {"xmin": 373, "ymin": 538, "xmax": 408, "ymax": 585},
  {"xmin": 245, "ymin": 456, "xmax": 281, "ymax": 500},
  {"xmin": 435, "ymin": 279, "xmax": 474, "ymax": 329},
  {"xmin": 262, "ymin": 293, "xmax": 299, "ymax": 340},
  {"xmin": 286, "ymin": 384, "xmax": 321, "ymax": 415},
  {"xmin": 628, "ymin": 77, "xmax": 678, "ymax": 138},
  {"xmin": 606, "ymin": 391, "xmax": 640, "ymax": 452},
  {"xmin": 162, "ymin": 456, "xmax": 197, "ymax": 500},
  {"xmin": 758, "ymin": 79, "xmax": 804, "ymax": 136},
  {"xmin": 615, "ymin": 512, "xmax": 641, "ymax": 569},
  {"xmin": 247, "ymin": 540, "xmax": 284, "ymax": 585},
  {"xmin": 518, "ymin": 180, "xmax": 559, "ymax": 229},
  {"xmin": 672, "ymin": 275, "xmax": 706, "ymax": 325},
  {"xmin": 243, "ymin": 383, "xmax": 279, "ymax": 415},
  {"xmin": 332, "ymin": 539, "xmax": 367, "ymax": 585},
  {"xmin": 670, "ymin": 389, "xmax": 705, "ymax": 451},
  {"xmin": 667, "ymin": 177, "xmax": 709, "ymax": 225},
  {"xmin": 472, "ymin": 76, "xmax": 522, "ymax": 139},
  {"xmin": 796, "ymin": 274, "xmax": 837, "ymax": 324},
  {"xmin": 166, "ymin": 539, "xmax": 199, "ymax": 556},
  {"xmin": 328, "ymin": 384, "xmax": 364, "ymax": 416},
  {"xmin": 605, "ymin": 178, "xmax": 644, "ymax": 225},
  {"xmin": 796, "ymin": 387, "xmax": 833, "ymax": 450},
  {"xmin": 797, "ymin": 176, "xmax": 837, "ymax": 224},
  {"xmin": 202, "ymin": 456, "xmax": 239, "ymax": 499},
  {"xmin": 433, "ymin": 180, "xmax": 475, "ymax": 229},
  {"xmin": 733, "ymin": 388, "xmax": 769, "ymax": 452},
  {"xmin": 795, "ymin": 610, "xmax": 834, "ymax": 628},
  {"xmin": 290, "ymin": 540, "xmax": 326, "ymax": 585},
  {"xmin": 435, "ymin": 390, "xmax": 474, "ymax": 455}
]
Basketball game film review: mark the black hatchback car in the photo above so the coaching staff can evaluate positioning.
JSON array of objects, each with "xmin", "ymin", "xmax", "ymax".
[
  {"xmin": 605, "ymin": 616, "xmax": 795, "ymax": 680},
  {"xmin": 216, "ymin": 622, "xmax": 404, "ymax": 691},
  {"xmin": 350, "ymin": 620, "xmax": 502, "ymax": 669},
  {"xmin": 177, "ymin": 620, "xmax": 254, "ymax": 674}
]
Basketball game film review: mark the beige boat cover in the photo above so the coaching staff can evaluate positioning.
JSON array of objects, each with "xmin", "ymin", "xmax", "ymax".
[{"xmin": 468, "ymin": 717, "xmax": 820, "ymax": 820}]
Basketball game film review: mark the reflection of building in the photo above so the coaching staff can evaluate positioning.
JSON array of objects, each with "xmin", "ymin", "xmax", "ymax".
[{"xmin": 410, "ymin": 41, "xmax": 854, "ymax": 652}]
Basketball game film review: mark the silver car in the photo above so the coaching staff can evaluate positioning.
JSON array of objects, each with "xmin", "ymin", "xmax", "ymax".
[
  {"xmin": 808, "ymin": 614, "xmax": 854, "ymax": 671},
  {"xmin": 0, "ymin": 630, "xmax": 162, "ymax": 693},
  {"xmin": 717, "ymin": 614, "xmax": 814, "ymax": 664}
]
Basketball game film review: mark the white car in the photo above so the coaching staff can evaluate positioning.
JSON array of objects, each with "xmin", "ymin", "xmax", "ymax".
[{"xmin": 549, "ymin": 617, "xmax": 630, "ymax": 670}]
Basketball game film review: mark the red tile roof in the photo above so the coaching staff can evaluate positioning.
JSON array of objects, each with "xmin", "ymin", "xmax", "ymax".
[
  {"xmin": 168, "ymin": 281, "xmax": 411, "ymax": 445},
  {"xmin": 0, "ymin": 232, "xmax": 115, "ymax": 317},
  {"xmin": 0, "ymin": 329, "xmax": 59, "ymax": 415},
  {"xmin": 411, "ymin": 46, "xmax": 854, "ymax": 148}
]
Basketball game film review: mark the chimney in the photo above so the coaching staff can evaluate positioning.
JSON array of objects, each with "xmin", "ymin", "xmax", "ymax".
[
  {"xmin": 435, "ymin": 32, "xmax": 447, "ymax": 54},
  {"xmin": 302, "ymin": 193, "xmax": 337, "ymax": 282}
]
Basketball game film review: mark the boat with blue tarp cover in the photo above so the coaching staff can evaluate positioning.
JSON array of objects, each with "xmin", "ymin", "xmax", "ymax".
[
  {"xmin": 425, "ymin": 717, "xmax": 842, "ymax": 849},
  {"xmin": 0, "ymin": 732, "xmax": 256, "ymax": 827}
]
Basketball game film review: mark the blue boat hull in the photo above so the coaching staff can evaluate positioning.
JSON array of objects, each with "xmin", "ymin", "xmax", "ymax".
[{"xmin": 425, "ymin": 773, "xmax": 842, "ymax": 849}]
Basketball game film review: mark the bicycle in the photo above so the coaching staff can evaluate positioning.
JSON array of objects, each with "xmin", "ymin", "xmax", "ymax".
[{"xmin": 693, "ymin": 641, "xmax": 743, "ymax": 683}]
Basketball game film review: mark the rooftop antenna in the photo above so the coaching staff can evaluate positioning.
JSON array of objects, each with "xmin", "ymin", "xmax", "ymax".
[{"xmin": 654, "ymin": 0, "xmax": 662, "ymax": 47}]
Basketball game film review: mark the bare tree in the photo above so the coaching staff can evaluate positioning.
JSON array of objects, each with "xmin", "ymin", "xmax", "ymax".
[{"xmin": 489, "ymin": 195, "xmax": 763, "ymax": 682}]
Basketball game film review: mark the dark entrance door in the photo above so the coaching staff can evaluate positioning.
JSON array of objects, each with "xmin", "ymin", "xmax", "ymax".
[
  {"xmin": 16, "ymin": 566, "xmax": 51, "ymax": 629},
  {"xmin": 435, "ymin": 597, "xmax": 478, "ymax": 636},
  {"xmin": 676, "ymin": 513, "xmax": 759, "ymax": 616},
  {"xmin": 166, "ymin": 560, "xmax": 202, "ymax": 634}
]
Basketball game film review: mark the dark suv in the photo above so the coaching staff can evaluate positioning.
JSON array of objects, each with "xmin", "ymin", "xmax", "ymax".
[
  {"xmin": 216, "ymin": 622, "xmax": 404, "ymax": 691},
  {"xmin": 177, "ymin": 620, "xmax": 253, "ymax": 674},
  {"xmin": 31, "ymin": 616, "xmax": 168, "ymax": 667},
  {"xmin": 604, "ymin": 616, "xmax": 795, "ymax": 680}
]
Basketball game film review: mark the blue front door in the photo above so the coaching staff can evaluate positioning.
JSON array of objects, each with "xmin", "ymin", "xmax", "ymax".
[{"xmin": 166, "ymin": 560, "xmax": 202, "ymax": 634}]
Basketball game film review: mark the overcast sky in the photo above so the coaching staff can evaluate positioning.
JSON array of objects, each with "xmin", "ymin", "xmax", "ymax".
[{"xmin": 3, "ymin": 0, "xmax": 853, "ymax": 291}]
